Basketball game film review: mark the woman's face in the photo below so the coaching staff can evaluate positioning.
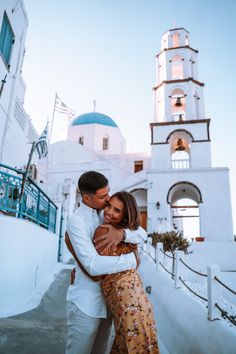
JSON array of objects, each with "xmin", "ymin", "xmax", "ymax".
[{"xmin": 103, "ymin": 196, "xmax": 124, "ymax": 225}]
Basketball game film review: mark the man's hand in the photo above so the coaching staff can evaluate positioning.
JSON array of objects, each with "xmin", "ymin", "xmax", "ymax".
[{"xmin": 94, "ymin": 224, "xmax": 124, "ymax": 254}]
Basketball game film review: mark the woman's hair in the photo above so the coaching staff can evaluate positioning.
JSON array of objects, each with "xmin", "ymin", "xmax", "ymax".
[{"xmin": 110, "ymin": 191, "xmax": 140, "ymax": 230}]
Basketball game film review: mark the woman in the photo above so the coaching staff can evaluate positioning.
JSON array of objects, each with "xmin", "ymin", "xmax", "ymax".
[{"xmin": 93, "ymin": 191, "xmax": 159, "ymax": 354}]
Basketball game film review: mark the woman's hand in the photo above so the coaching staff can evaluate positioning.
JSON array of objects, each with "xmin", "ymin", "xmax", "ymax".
[{"xmin": 93, "ymin": 224, "xmax": 124, "ymax": 254}]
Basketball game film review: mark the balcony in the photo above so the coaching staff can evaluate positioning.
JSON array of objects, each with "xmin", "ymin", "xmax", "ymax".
[{"xmin": 0, "ymin": 163, "xmax": 57, "ymax": 232}]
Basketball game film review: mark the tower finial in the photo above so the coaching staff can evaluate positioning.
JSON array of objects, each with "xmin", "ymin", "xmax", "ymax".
[{"xmin": 93, "ymin": 100, "xmax": 96, "ymax": 112}]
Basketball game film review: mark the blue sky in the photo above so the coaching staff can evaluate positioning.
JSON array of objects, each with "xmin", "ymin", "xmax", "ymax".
[{"xmin": 23, "ymin": 0, "xmax": 236, "ymax": 233}]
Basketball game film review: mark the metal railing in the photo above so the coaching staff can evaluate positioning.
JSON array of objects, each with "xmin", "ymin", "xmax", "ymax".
[
  {"xmin": 142, "ymin": 239, "xmax": 236, "ymax": 326},
  {"xmin": 171, "ymin": 158, "xmax": 190, "ymax": 169},
  {"xmin": 0, "ymin": 163, "xmax": 57, "ymax": 233}
]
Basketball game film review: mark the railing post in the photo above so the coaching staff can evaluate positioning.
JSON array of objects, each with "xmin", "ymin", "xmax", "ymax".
[
  {"xmin": 47, "ymin": 202, "xmax": 50, "ymax": 230},
  {"xmin": 175, "ymin": 251, "xmax": 184, "ymax": 288},
  {"xmin": 55, "ymin": 202, "xmax": 62, "ymax": 236},
  {"xmin": 36, "ymin": 190, "xmax": 40, "ymax": 225},
  {"xmin": 207, "ymin": 264, "xmax": 221, "ymax": 321},
  {"xmin": 155, "ymin": 242, "xmax": 163, "ymax": 271}
]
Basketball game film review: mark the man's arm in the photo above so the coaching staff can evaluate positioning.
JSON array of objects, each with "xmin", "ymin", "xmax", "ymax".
[
  {"xmin": 67, "ymin": 215, "xmax": 137, "ymax": 277},
  {"xmin": 94, "ymin": 225, "xmax": 147, "ymax": 253},
  {"xmin": 65, "ymin": 232, "xmax": 101, "ymax": 282}
]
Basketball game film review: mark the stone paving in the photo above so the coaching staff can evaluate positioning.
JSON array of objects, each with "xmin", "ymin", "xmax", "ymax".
[{"xmin": 0, "ymin": 269, "xmax": 70, "ymax": 354}]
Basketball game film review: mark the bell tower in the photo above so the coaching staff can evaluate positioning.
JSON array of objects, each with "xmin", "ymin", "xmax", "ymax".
[
  {"xmin": 151, "ymin": 27, "xmax": 211, "ymax": 170},
  {"xmin": 147, "ymin": 28, "xmax": 233, "ymax": 242}
]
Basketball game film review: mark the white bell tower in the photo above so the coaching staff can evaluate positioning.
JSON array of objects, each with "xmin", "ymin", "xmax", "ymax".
[{"xmin": 147, "ymin": 28, "xmax": 233, "ymax": 242}]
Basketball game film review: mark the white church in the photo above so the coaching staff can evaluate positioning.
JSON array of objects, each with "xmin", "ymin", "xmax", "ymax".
[
  {"xmin": 47, "ymin": 27, "xmax": 233, "ymax": 243},
  {"xmin": 1, "ymin": 2, "xmax": 236, "ymax": 352},
  {"xmin": 0, "ymin": 0, "xmax": 233, "ymax": 242}
]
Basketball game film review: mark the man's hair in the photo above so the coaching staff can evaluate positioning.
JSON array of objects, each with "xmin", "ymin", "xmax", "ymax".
[
  {"xmin": 110, "ymin": 191, "xmax": 140, "ymax": 230},
  {"xmin": 78, "ymin": 171, "xmax": 108, "ymax": 195}
]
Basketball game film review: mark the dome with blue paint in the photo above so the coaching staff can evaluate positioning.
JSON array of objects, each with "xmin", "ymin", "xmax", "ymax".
[{"xmin": 71, "ymin": 112, "xmax": 118, "ymax": 128}]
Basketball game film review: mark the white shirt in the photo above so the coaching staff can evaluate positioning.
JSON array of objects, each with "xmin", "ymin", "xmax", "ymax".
[{"xmin": 66, "ymin": 202, "xmax": 147, "ymax": 318}]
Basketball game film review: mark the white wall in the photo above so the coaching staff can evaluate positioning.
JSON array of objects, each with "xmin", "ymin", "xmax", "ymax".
[
  {"xmin": 139, "ymin": 254, "xmax": 236, "ymax": 354},
  {"xmin": 147, "ymin": 168, "xmax": 233, "ymax": 241},
  {"xmin": 0, "ymin": 0, "xmax": 39, "ymax": 168},
  {"xmin": 0, "ymin": 215, "xmax": 58, "ymax": 317}
]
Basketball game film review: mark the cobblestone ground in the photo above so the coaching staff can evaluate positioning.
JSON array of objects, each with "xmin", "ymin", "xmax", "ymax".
[{"xmin": 0, "ymin": 269, "xmax": 70, "ymax": 354}]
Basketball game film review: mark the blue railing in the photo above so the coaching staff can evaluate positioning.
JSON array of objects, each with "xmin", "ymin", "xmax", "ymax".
[{"xmin": 0, "ymin": 163, "xmax": 57, "ymax": 233}]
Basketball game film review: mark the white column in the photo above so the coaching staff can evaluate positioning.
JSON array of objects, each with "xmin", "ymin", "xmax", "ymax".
[
  {"xmin": 207, "ymin": 264, "xmax": 221, "ymax": 321},
  {"xmin": 155, "ymin": 242, "xmax": 164, "ymax": 271},
  {"xmin": 174, "ymin": 251, "xmax": 184, "ymax": 288}
]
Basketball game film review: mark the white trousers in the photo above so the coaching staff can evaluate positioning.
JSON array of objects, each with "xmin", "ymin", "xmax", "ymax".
[{"xmin": 66, "ymin": 301, "xmax": 113, "ymax": 354}]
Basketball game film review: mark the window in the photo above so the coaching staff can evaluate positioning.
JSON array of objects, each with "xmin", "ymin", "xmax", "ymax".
[
  {"xmin": 171, "ymin": 88, "xmax": 186, "ymax": 121},
  {"xmin": 78, "ymin": 136, "xmax": 84, "ymax": 145},
  {"xmin": 102, "ymin": 136, "xmax": 109, "ymax": 150},
  {"xmin": 0, "ymin": 12, "xmax": 14, "ymax": 67},
  {"xmin": 134, "ymin": 160, "xmax": 143, "ymax": 173},
  {"xmin": 172, "ymin": 32, "xmax": 180, "ymax": 47},
  {"xmin": 171, "ymin": 55, "xmax": 183, "ymax": 80}
]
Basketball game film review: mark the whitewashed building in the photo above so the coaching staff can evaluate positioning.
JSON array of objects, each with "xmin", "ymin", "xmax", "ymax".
[
  {"xmin": 48, "ymin": 28, "xmax": 233, "ymax": 243},
  {"xmin": 0, "ymin": 0, "xmax": 38, "ymax": 169}
]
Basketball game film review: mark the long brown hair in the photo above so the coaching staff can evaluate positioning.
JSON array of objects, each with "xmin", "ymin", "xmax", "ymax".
[{"xmin": 110, "ymin": 191, "xmax": 140, "ymax": 230}]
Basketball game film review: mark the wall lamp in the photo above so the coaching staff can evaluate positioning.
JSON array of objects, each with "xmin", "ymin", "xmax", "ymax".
[{"xmin": 156, "ymin": 201, "xmax": 160, "ymax": 210}]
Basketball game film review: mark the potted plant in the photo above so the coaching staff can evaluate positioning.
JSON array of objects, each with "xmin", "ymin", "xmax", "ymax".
[{"xmin": 149, "ymin": 230, "xmax": 191, "ymax": 278}]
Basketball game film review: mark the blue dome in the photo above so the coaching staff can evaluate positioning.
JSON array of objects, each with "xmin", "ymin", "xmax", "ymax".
[{"xmin": 71, "ymin": 112, "xmax": 118, "ymax": 127}]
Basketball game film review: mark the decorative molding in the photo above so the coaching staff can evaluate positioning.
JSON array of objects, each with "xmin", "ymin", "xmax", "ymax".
[
  {"xmin": 156, "ymin": 45, "xmax": 198, "ymax": 58},
  {"xmin": 153, "ymin": 77, "xmax": 204, "ymax": 91}
]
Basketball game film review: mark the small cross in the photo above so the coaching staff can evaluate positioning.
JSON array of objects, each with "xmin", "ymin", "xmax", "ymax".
[{"xmin": 93, "ymin": 100, "xmax": 96, "ymax": 112}]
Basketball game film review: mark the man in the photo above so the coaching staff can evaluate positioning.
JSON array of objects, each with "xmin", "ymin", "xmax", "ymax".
[{"xmin": 66, "ymin": 171, "xmax": 147, "ymax": 354}]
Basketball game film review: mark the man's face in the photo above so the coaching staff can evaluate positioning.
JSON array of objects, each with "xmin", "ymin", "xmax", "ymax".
[{"xmin": 84, "ymin": 186, "xmax": 110, "ymax": 210}]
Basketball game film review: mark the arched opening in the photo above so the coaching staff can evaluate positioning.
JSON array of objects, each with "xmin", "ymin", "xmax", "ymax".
[
  {"xmin": 102, "ymin": 135, "xmax": 109, "ymax": 150},
  {"xmin": 167, "ymin": 182, "xmax": 202, "ymax": 240},
  {"xmin": 130, "ymin": 188, "xmax": 147, "ymax": 230},
  {"xmin": 171, "ymin": 55, "xmax": 183, "ymax": 80},
  {"xmin": 172, "ymin": 198, "xmax": 199, "ymax": 241},
  {"xmin": 172, "ymin": 32, "xmax": 180, "ymax": 47},
  {"xmin": 170, "ymin": 88, "xmax": 186, "ymax": 121},
  {"xmin": 167, "ymin": 130, "xmax": 193, "ymax": 169}
]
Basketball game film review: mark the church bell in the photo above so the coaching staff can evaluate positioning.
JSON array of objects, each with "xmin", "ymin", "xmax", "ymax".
[
  {"xmin": 175, "ymin": 97, "xmax": 182, "ymax": 107},
  {"xmin": 174, "ymin": 138, "xmax": 185, "ymax": 151}
]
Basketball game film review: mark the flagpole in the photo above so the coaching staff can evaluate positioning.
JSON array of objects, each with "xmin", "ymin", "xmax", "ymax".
[
  {"xmin": 18, "ymin": 141, "xmax": 36, "ymax": 217},
  {"xmin": 46, "ymin": 119, "xmax": 50, "ymax": 196},
  {"xmin": 49, "ymin": 93, "xmax": 57, "ymax": 142}
]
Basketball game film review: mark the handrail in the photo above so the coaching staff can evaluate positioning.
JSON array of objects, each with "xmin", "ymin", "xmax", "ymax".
[
  {"xmin": 0, "ymin": 163, "xmax": 57, "ymax": 209},
  {"xmin": 0, "ymin": 163, "xmax": 57, "ymax": 233}
]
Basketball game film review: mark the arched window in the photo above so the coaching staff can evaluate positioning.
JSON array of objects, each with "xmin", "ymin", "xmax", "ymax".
[
  {"xmin": 171, "ymin": 198, "xmax": 200, "ymax": 240},
  {"xmin": 167, "ymin": 182, "xmax": 202, "ymax": 240},
  {"xmin": 168, "ymin": 130, "xmax": 193, "ymax": 169},
  {"xmin": 172, "ymin": 32, "xmax": 180, "ymax": 47},
  {"xmin": 170, "ymin": 88, "xmax": 186, "ymax": 121},
  {"xmin": 102, "ymin": 135, "xmax": 109, "ymax": 150},
  {"xmin": 171, "ymin": 55, "xmax": 183, "ymax": 80}
]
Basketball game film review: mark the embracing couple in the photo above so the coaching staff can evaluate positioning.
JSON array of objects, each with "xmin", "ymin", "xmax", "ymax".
[{"xmin": 65, "ymin": 171, "xmax": 159, "ymax": 354}]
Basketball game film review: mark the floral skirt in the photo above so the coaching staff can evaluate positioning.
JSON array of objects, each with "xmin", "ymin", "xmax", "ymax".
[{"xmin": 102, "ymin": 270, "xmax": 159, "ymax": 354}]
